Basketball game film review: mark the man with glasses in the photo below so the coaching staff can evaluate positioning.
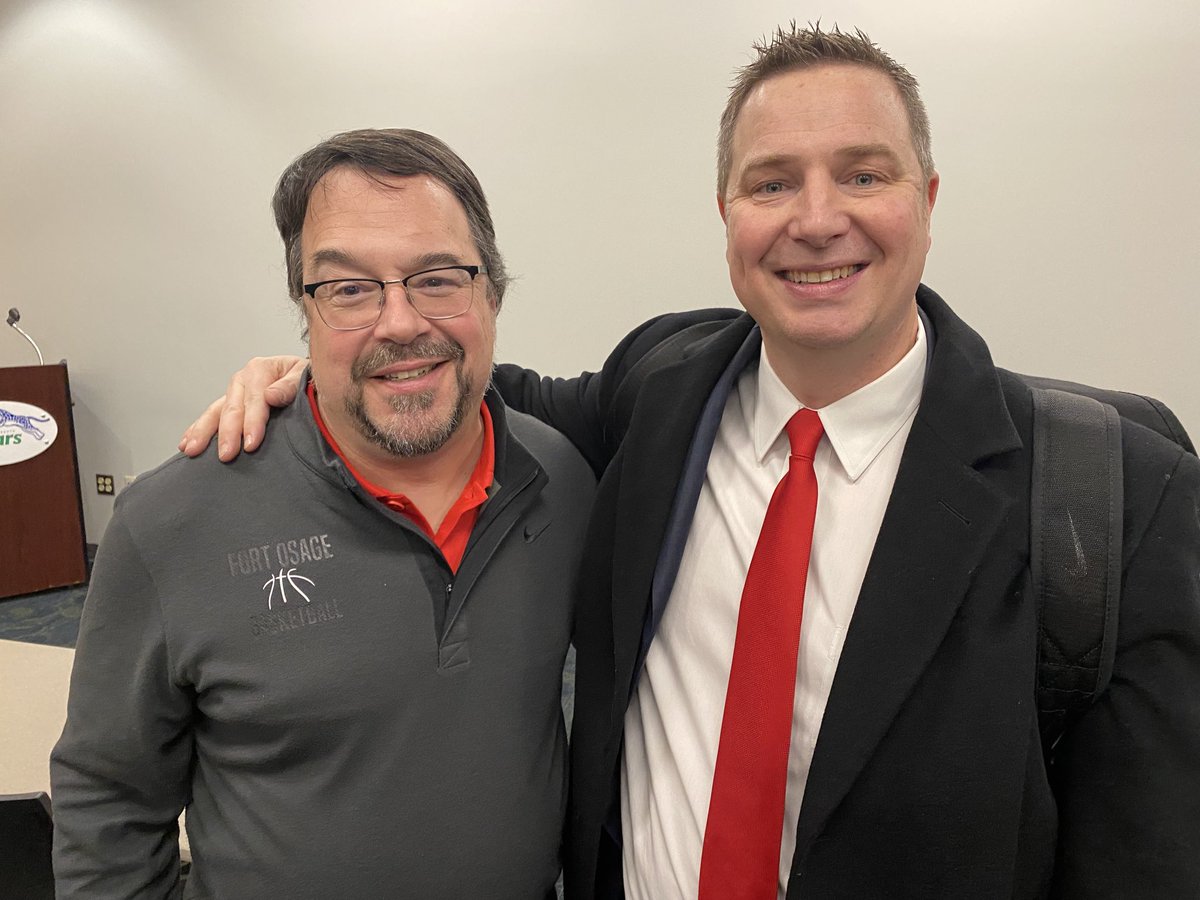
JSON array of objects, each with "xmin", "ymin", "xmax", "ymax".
[{"xmin": 51, "ymin": 129, "xmax": 595, "ymax": 900}]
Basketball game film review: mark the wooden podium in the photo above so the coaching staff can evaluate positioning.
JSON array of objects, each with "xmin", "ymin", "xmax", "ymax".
[{"xmin": 0, "ymin": 365, "xmax": 88, "ymax": 599}]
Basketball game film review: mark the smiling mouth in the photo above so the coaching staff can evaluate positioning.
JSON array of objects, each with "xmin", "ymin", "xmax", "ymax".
[
  {"xmin": 780, "ymin": 264, "xmax": 864, "ymax": 284},
  {"xmin": 376, "ymin": 363, "xmax": 439, "ymax": 382}
]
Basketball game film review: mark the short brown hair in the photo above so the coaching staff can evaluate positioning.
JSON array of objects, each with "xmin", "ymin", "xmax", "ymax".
[
  {"xmin": 273, "ymin": 128, "xmax": 508, "ymax": 307},
  {"xmin": 717, "ymin": 23, "xmax": 934, "ymax": 197}
]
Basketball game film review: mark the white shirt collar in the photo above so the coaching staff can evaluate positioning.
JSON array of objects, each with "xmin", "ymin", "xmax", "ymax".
[{"xmin": 745, "ymin": 315, "xmax": 928, "ymax": 481}]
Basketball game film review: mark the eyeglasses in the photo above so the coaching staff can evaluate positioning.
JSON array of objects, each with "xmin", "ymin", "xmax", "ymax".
[{"xmin": 303, "ymin": 265, "xmax": 488, "ymax": 331}]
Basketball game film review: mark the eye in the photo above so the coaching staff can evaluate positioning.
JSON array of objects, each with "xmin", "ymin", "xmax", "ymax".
[
  {"xmin": 852, "ymin": 173, "xmax": 876, "ymax": 187},
  {"xmin": 315, "ymin": 280, "xmax": 378, "ymax": 308},
  {"xmin": 333, "ymin": 282, "xmax": 364, "ymax": 297},
  {"xmin": 758, "ymin": 181, "xmax": 786, "ymax": 195},
  {"xmin": 407, "ymin": 268, "xmax": 470, "ymax": 297}
]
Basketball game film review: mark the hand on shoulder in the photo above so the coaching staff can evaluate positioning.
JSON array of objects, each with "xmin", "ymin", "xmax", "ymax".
[{"xmin": 178, "ymin": 356, "xmax": 308, "ymax": 461}]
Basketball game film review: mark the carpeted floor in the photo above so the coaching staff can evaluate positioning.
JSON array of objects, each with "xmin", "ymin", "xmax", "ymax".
[
  {"xmin": 0, "ymin": 586, "xmax": 86, "ymax": 648},
  {"xmin": 0, "ymin": 548, "xmax": 92, "ymax": 648}
]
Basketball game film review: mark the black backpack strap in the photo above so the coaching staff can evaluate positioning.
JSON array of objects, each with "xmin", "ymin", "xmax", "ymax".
[
  {"xmin": 1030, "ymin": 387, "xmax": 1124, "ymax": 754},
  {"xmin": 1022, "ymin": 374, "xmax": 1195, "ymax": 455}
]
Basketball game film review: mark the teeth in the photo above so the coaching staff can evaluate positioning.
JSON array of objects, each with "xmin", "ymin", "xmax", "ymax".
[
  {"xmin": 782, "ymin": 265, "xmax": 860, "ymax": 284},
  {"xmin": 381, "ymin": 364, "xmax": 435, "ymax": 382}
]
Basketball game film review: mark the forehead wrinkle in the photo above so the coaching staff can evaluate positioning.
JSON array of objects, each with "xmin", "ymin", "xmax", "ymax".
[
  {"xmin": 302, "ymin": 168, "xmax": 483, "ymax": 283},
  {"xmin": 732, "ymin": 66, "xmax": 917, "ymax": 163}
]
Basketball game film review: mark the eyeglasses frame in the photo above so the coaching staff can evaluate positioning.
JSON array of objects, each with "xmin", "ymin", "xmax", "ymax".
[{"xmin": 302, "ymin": 264, "xmax": 488, "ymax": 330}]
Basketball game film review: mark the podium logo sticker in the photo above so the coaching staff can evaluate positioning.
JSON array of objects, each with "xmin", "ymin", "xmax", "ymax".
[{"xmin": 0, "ymin": 401, "xmax": 58, "ymax": 466}]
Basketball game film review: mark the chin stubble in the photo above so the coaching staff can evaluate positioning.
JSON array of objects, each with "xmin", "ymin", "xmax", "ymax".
[{"xmin": 344, "ymin": 339, "xmax": 472, "ymax": 458}]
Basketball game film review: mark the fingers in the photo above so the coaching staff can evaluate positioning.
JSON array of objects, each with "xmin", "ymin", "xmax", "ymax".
[
  {"xmin": 179, "ymin": 396, "xmax": 226, "ymax": 458},
  {"xmin": 216, "ymin": 377, "xmax": 248, "ymax": 461},
  {"xmin": 261, "ymin": 357, "xmax": 307, "ymax": 409},
  {"xmin": 242, "ymin": 357, "xmax": 306, "ymax": 452},
  {"xmin": 177, "ymin": 356, "xmax": 307, "ymax": 462}
]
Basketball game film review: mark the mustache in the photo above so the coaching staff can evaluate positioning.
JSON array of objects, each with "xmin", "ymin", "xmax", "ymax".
[{"xmin": 350, "ymin": 338, "xmax": 464, "ymax": 380}]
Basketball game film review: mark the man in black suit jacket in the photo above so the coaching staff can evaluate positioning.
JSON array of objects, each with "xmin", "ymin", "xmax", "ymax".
[
  {"xmin": 185, "ymin": 24, "xmax": 1200, "ymax": 900},
  {"xmin": 494, "ymin": 286, "xmax": 1200, "ymax": 898},
  {"xmin": 498, "ymin": 27, "xmax": 1200, "ymax": 898}
]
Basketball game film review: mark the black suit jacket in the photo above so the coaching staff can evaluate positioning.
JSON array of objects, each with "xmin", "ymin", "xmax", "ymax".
[{"xmin": 495, "ymin": 285, "xmax": 1200, "ymax": 899}]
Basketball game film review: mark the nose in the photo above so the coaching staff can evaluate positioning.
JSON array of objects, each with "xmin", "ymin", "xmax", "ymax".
[
  {"xmin": 372, "ymin": 283, "xmax": 432, "ymax": 343},
  {"xmin": 785, "ymin": 178, "xmax": 850, "ymax": 248}
]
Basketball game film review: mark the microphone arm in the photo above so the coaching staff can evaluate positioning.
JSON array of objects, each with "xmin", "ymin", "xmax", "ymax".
[{"xmin": 6, "ymin": 308, "xmax": 45, "ymax": 366}]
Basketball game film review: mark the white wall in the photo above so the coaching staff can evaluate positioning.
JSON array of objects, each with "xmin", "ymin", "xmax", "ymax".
[{"xmin": 1, "ymin": 0, "xmax": 1196, "ymax": 542}]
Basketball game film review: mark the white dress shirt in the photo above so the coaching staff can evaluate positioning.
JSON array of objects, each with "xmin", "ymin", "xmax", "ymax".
[{"xmin": 621, "ymin": 319, "xmax": 927, "ymax": 900}]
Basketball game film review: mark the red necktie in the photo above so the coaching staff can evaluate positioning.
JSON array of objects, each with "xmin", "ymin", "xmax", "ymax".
[{"xmin": 698, "ymin": 408, "xmax": 824, "ymax": 900}]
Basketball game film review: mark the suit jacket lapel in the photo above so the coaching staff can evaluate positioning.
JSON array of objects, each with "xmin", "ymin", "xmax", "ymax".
[
  {"xmin": 792, "ymin": 287, "xmax": 1023, "ymax": 860},
  {"xmin": 609, "ymin": 315, "xmax": 757, "ymax": 708}
]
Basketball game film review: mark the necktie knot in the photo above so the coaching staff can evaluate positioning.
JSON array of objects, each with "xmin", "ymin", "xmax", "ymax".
[{"xmin": 786, "ymin": 408, "xmax": 824, "ymax": 461}]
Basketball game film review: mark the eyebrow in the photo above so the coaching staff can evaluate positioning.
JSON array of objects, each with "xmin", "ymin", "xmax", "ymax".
[
  {"xmin": 740, "ymin": 143, "xmax": 906, "ymax": 175},
  {"xmin": 837, "ymin": 143, "xmax": 905, "ymax": 166},
  {"xmin": 308, "ymin": 248, "xmax": 358, "ymax": 271},
  {"xmin": 307, "ymin": 248, "xmax": 468, "ymax": 276},
  {"xmin": 410, "ymin": 251, "xmax": 468, "ymax": 270}
]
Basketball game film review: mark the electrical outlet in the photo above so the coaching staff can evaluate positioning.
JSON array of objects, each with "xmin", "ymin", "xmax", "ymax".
[{"xmin": 96, "ymin": 474, "xmax": 114, "ymax": 495}]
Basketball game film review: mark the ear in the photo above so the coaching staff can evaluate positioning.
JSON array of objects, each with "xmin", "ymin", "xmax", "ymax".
[
  {"xmin": 716, "ymin": 191, "xmax": 728, "ymax": 222},
  {"xmin": 923, "ymin": 172, "xmax": 940, "ymax": 250},
  {"xmin": 925, "ymin": 172, "xmax": 940, "ymax": 215}
]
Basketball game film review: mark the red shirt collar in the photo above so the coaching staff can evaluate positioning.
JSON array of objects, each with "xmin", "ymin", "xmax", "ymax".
[{"xmin": 306, "ymin": 379, "xmax": 494, "ymax": 570}]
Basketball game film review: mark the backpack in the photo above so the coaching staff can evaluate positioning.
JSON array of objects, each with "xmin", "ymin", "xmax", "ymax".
[{"xmin": 1022, "ymin": 375, "xmax": 1197, "ymax": 755}]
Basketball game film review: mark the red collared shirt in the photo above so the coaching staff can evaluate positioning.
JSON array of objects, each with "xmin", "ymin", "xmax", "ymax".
[{"xmin": 307, "ymin": 381, "xmax": 494, "ymax": 572}]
